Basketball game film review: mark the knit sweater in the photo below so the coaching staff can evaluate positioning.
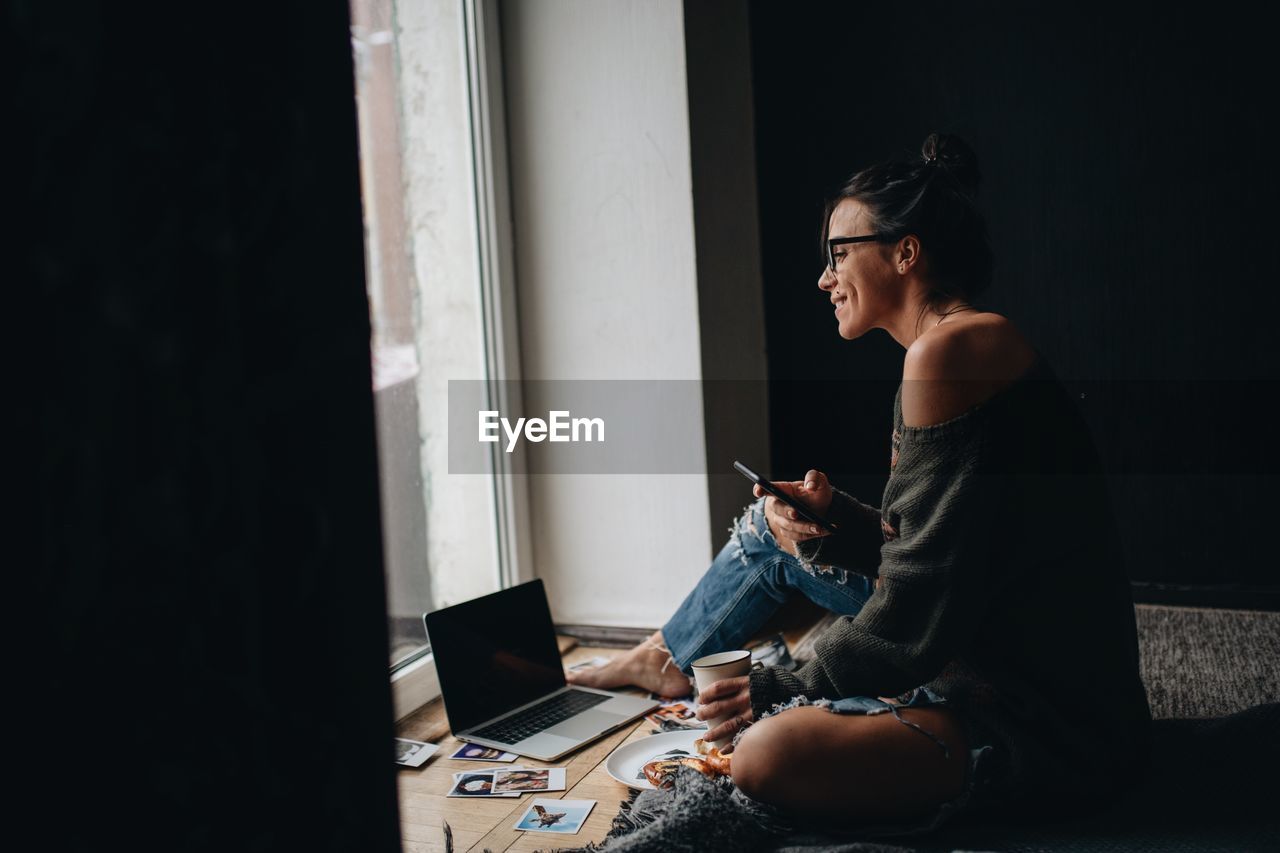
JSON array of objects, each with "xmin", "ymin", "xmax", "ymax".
[{"xmin": 747, "ymin": 353, "xmax": 1152, "ymax": 816}]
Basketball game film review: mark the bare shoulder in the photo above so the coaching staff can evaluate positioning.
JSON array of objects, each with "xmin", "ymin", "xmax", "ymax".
[{"xmin": 901, "ymin": 313, "xmax": 1038, "ymax": 427}]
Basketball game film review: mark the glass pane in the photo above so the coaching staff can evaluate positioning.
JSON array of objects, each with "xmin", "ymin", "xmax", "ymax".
[{"xmin": 350, "ymin": 0, "xmax": 503, "ymax": 670}]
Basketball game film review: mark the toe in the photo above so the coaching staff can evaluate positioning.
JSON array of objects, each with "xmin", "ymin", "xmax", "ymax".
[{"xmin": 566, "ymin": 666, "xmax": 603, "ymax": 687}]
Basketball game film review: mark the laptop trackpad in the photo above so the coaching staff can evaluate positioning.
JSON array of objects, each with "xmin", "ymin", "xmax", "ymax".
[{"xmin": 544, "ymin": 709, "xmax": 624, "ymax": 740}]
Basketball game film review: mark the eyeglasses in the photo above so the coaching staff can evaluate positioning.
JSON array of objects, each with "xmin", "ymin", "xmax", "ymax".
[{"xmin": 826, "ymin": 235, "xmax": 883, "ymax": 273}]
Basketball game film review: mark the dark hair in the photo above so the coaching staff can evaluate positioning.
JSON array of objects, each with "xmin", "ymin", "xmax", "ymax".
[{"xmin": 822, "ymin": 132, "xmax": 994, "ymax": 331}]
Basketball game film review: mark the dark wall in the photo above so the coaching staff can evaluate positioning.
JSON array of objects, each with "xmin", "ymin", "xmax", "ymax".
[
  {"xmin": 749, "ymin": 1, "xmax": 1280, "ymax": 608},
  {"xmin": 24, "ymin": 1, "xmax": 401, "ymax": 847}
]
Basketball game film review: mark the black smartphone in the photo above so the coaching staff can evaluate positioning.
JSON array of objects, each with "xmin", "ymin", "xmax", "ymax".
[{"xmin": 733, "ymin": 461, "xmax": 839, "ymax": 534}]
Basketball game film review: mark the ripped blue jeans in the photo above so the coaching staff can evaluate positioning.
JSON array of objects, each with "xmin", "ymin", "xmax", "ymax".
[{"xmin": 662, "ymin": 496, "xmax": 876, "ymax": 671}]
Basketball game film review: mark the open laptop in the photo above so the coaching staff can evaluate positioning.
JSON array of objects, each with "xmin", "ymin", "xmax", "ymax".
[{"xmin": 424, "ymin": 579, "xmax": 659, "ymax": 761}]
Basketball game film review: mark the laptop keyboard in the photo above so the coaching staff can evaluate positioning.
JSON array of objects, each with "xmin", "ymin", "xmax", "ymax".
[{"xmin": 471, "ymin": 689, "xmax": 611, "ymax": 744}]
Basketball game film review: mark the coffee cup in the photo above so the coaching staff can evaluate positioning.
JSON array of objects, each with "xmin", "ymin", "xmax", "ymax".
[{"xmin": 691, "ymin": 650, "xmax": 753, "ymax": 749}]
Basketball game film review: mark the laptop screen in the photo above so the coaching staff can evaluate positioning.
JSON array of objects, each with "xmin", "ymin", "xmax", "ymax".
[{"xmin": 424, "ymin": 579, "xmax": 568, "ymax": 734}]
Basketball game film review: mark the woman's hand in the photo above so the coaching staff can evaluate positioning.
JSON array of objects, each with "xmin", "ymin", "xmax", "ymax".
[
  {"xmin": 754, "ymin": 469, "xmax": 834, "ymax": 557},
  {"xmin": 695, "ymin": 675, "xmax": 754, "ymax": 750}
]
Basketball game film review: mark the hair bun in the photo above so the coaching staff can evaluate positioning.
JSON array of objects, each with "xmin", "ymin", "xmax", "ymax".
[{"xmin": 921, "ymin": 132, "xmax": 982, "ymax": 196}]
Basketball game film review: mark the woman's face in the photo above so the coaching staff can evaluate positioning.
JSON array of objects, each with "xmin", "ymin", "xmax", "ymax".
[{"xmin": 818, "ymin": 199, "xmax": 899, "ymax": 340}]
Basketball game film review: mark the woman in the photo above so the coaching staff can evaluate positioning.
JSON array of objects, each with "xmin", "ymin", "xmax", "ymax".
[{"xmin": 570, "ymin": 132, "xmax": 1152, "ymax": 834}]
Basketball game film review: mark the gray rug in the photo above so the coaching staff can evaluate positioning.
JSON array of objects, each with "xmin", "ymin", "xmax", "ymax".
[{"xmin": 1133, "ymin": 605, "xmax": 1279, "ymax": 717}]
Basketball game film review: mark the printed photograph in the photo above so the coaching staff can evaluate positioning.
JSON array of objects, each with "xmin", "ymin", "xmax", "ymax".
[
  {"xmin": 492, "ymin": 767, "xmax": 566, "ymax": 794},
  {"xmin": 394, "ymin": 738, "xmax": 438, "ymax": 768},
  {"xmin": 450, "ymin": 743, "xmax": 518, "ymax": 762},
  {"xmin": 512, "ymin": 799, "xmax": 596, "ymax": 834},
  {"xmin": 447, "ymin": 771, "xmax": 518, "ymax": 798},
  {"xmin": 645, "ymin": 701, "xmax": 707, "ymax": 733}
]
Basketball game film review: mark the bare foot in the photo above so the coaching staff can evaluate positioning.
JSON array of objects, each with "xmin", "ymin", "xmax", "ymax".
[{"xmin": 565, "ymin": 631, "xmax": 692, "ymax": 698}]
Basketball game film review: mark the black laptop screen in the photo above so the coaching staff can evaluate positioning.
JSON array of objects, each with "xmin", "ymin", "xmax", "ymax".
[{"xmin": 424, "ymin": 579, "xmax": 568, "ymax": 734}]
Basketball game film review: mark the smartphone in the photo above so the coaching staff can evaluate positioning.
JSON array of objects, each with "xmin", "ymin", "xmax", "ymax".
[{"xmin": 733, "ymin": 461, "xmax": 838, "ymax": 534}]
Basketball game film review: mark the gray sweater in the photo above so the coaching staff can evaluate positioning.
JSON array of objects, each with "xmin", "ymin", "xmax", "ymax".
[{"xmin": 748, "ymin": 354, "xmax": 1152, "ymax": 815}]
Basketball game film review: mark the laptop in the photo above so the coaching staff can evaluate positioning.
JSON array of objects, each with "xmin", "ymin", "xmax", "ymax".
[{"xmin": 424, "ymin": 579, "xmax": 659, "ymax": 761}]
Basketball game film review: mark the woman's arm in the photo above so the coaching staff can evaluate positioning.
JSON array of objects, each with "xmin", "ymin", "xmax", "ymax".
[
  {"xmin": 749, "ymin": 416, "xmax": 992, "ymax": 715},
  {"xmin": 755, "ymin": 470, "xmax": 884, "ymax": 575},
  {"xmin": 791, "ymin": 488, "xmax": 884, "ymax": 575}
]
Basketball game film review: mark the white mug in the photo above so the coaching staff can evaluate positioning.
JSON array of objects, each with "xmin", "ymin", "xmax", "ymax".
[{"xmin": 691, "ymin": 650, "xmax": 753, "ymax": 749}]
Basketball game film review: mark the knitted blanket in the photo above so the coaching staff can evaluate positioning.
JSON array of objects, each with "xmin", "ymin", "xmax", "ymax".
[{"xmin": 546, "ymin": 766, "xmax": 919, "ymax": 853}]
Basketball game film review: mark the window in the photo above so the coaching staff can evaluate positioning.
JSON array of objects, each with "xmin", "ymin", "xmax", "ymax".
[{"xmin": 350, "ymin": 0, "xmax": 528, "ymax": 684}]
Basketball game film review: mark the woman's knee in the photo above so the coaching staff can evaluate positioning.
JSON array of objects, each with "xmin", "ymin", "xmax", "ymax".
[
  {"xmin": 729, "ymin": 707, "xmax": 820, "ymax": 803},
  {"xmin": 728, "ymin": 717, "xmax": 776, "ymax": 801},
  {"xmin": 729, "ymin": 704, "xmax": 970, "ymax": 819}
]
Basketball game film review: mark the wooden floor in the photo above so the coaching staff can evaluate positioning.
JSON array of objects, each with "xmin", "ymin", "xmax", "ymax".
[
  {"xmin": 394, "ymin": 640, "xmax": 657, "ymax": 852},
  {"xmin": 395, "ymin": 599, "xmax": 827, "ymax": 852}
]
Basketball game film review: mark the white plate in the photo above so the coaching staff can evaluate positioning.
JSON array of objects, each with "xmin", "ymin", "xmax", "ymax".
[{"xmin": 604, "ymin": 729, "xmax": 706, "ymax": 790}]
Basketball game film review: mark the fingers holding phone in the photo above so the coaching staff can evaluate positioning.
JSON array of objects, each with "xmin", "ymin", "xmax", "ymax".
[{"xmin": 753, "ymin": 469, "xmax": 834, "ymax": 554}]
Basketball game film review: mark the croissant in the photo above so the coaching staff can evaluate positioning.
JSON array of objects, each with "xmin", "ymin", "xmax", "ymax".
[
  {"xmin": 642, "ymin": 746, "xmax": 733, "ymax": 787},
  {"xmin": 693, "ymin": 739, "xmax": 733, "ymax": 776},
  {"xmin": 641, "ymin": 756, "xmax": 710, "ymax": 787}
]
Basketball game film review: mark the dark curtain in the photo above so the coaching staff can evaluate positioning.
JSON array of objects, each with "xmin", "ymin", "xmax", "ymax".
[{"xmin": 23, "ymin": 0, "xmax": 402, "ymax": 848}]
